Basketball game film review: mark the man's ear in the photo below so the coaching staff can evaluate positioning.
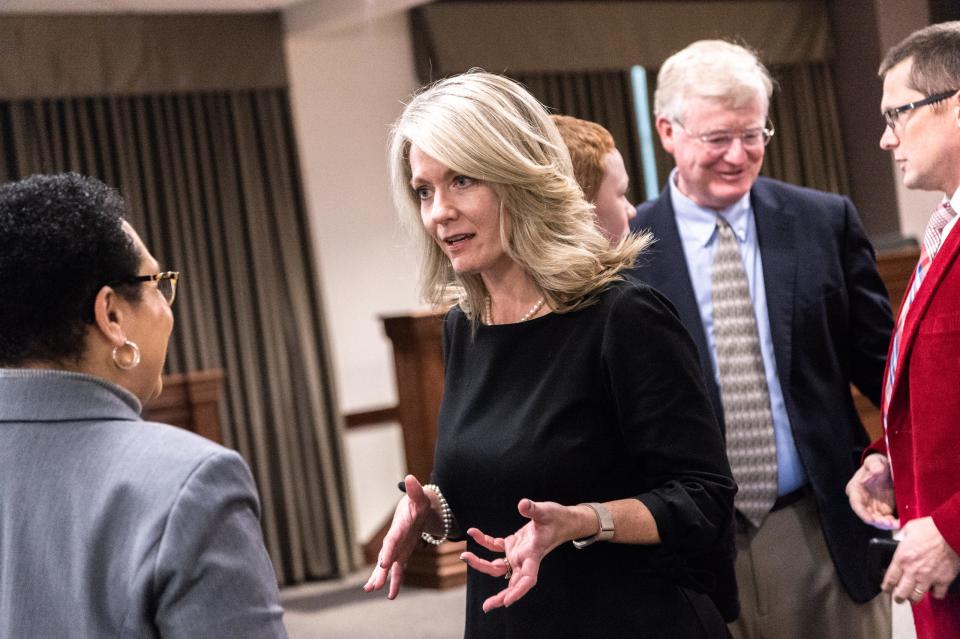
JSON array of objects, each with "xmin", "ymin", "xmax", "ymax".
[
  {"xmin": 655, "ymin": 117, "xmax": 676, "ymax": 154},
  {"xmin": 92, "ymin": 286, "xmax": 127, "ymax": 347}
]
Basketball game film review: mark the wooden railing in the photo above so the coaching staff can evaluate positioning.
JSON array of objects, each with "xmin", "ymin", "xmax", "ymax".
[{"xmin": 344, "ymin": 405, "xmax": 400, "ymax": 429}]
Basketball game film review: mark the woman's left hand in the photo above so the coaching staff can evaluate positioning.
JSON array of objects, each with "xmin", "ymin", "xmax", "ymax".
[{"xmin": 460, "ymin": 498, "xmax": 575, "ymax": 612}]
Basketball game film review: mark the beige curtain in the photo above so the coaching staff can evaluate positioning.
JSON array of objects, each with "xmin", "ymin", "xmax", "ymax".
[
  {"xmin": 764, "ymin": 63, "xmax": 850, "ymax": 195},
  {"xmin": 411, "ymin": 1, "xmax": 832, "ymax": 80},
  {"xmin": 0, "ymin": 15, "xmax": 286, "ymax": 99},
  {"xmin": 411, "ymin": 2, "xmax": 846, "ymax": 201},
  {"xmin": 512, "ymin": 70, "xmax": 644, "ymax": 204},
  {"xmin": 0, "ymin": 92, "xmax": 359, "ymax": 584}
]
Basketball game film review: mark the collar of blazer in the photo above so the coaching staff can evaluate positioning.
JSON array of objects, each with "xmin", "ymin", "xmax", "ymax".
[
  {"xmin": 0, "ymin": 368, "xmax": 142, "ymax": 423},
  {"xmin": 889, "ymin": 221, "xmax": 960, "ymax": 403},
  {"xmin": 750, "ymin": 179, "xmax": 796, "ymax": 393}
]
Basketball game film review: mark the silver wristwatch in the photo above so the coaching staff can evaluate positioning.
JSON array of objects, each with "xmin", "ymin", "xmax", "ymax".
[{"xmin": 572, "ymin": 502, "xmax": 615, "ymax": 549}]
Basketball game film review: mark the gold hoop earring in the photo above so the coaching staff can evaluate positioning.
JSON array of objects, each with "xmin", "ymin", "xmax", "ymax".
[{"xmin": 112, "ymin": 339, "xmax": 141, "ymax": 370}]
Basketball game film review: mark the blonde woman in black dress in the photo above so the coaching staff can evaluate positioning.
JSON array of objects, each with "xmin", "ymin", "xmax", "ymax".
[{"xmin": 364, "ymin": 71, "xmax": 737, "ymax": 639}]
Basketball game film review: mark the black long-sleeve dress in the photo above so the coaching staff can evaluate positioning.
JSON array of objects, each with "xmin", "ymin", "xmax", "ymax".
[{"xmin": 432, "ymin": 278, "xmax": 737, "ymax": 639}]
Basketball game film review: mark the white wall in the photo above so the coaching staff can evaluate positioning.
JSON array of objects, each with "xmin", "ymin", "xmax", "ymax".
[{"xmin": 284, "ymin": 4, "xmax": 423, "ymax": 543}]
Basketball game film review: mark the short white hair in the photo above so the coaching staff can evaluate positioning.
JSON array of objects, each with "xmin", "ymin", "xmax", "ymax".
[{"xmin": 654, "ymin": 40, "xmax": 774, "ymax": 122}]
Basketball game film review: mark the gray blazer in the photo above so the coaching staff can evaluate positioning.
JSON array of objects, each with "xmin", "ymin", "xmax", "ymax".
[{"xmin": 0, "ymin": 369, "xmax": 287, "ymax": 638}]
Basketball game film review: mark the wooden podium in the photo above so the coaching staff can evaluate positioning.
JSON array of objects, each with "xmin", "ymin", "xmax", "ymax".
[
  {"xmin": 143, "ymin": 369, "xmax": 225, "ymax": 445},
  {"xmin": 382, "ymin": 310, "xmax": 467, "ymax": 589}
]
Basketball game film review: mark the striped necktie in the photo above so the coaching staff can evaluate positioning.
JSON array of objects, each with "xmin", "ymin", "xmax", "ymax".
[
  {"xmin": 712, "ymin": 216, "xmax": 778, "ymax": 527},
  {"xmin": 882, "ymin": 200, "xmax": 957, "ymax": 432}
]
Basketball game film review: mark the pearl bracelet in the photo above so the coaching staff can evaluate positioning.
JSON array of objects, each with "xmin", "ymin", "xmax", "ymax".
[{"xmin": 420, "ymin": 484, "xmax": 452, "ymax": 545}]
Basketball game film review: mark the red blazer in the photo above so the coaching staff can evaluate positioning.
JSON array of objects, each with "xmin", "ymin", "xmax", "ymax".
[{"xmin": 871, "ymin": 221, "xmax": 960, "ymax": 638}]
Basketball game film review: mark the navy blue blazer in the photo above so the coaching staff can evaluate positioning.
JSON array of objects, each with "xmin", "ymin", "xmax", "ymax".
[{"xmin": 630, "ymin": 176, "xmax": 894, "ymax": 603}]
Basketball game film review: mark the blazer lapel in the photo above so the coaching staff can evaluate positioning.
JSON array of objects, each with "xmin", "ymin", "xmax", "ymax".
[
  {"xmin": 891, "ymin": 222, "xmax": 960, "ymax": 403},
  {"xmin": 636, "ymin": 191, "xmax": 723, "ymax": 421},
  {"xmin": 752, "ymin": 180, "xmax": 796, "ymax": 394}
]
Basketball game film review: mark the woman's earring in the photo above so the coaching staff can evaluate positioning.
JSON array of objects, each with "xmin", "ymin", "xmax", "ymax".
[{"xmin": 112, "ymin": 339, "xmax": 141, "ymax": 370}]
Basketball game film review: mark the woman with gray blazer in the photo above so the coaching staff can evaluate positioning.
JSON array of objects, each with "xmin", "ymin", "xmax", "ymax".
[{"xmin": 0, "ymin": 173, "xmax": 287, "ymax": 638}]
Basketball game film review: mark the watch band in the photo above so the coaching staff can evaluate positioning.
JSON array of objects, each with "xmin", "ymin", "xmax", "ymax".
[{"xmin": 572, "ymin": 502, "xmax": 615, "ymax": 549}]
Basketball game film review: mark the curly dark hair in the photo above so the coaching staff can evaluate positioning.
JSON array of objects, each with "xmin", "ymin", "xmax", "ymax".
[{"xmin": 0, "ymin": 173, "xmax": 143, "ymax": 366}]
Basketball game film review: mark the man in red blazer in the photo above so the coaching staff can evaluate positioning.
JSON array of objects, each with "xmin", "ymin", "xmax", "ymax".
[{"xmin": 847, "ymin": 21, "xmax": 960, "ymax": 639}]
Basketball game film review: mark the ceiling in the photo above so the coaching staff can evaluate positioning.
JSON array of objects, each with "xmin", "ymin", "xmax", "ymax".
[
  {"xmin": 0, "ymin": 0, "xmax": 334, "ymax": 13},
  {"xmin": 0, "ymin": 0, "xmax": 434, "ymax": 39}
]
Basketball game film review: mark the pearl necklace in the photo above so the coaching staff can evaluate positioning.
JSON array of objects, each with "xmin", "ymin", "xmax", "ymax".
[{"xmin": 483, "ymin": 295, "xmax": 546, "ymax": 325}]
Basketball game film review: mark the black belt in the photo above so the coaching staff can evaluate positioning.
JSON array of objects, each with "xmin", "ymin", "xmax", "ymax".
[{"xmin": 770, "ymin": 485, "xmax": 810, "ymax": 512}]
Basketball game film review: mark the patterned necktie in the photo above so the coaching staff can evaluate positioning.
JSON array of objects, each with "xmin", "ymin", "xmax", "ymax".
[
  {"xmin": 882, "ymin": 200, "xmax": 957, "ymax": 431},
  {"xmin": 712, "ymin": 216, "xmax": 778, "ymax": 528}
]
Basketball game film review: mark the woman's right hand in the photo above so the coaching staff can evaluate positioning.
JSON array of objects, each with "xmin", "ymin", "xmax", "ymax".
[{"xmin": 363, "ymin": 474, "xmax": 433, "ymax": 599}]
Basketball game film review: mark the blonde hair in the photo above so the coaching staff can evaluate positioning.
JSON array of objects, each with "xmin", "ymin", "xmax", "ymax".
[
  {"xmin": 551, "ymin": 114, "xmax": 616, "ymax": 203},
  {"xmin": 388, "ymin": 70, "xmax": 650, "ymax": 322},
  {"xmin": 655, "ymin": 40, "xmax": 774, "ymax": 122}
]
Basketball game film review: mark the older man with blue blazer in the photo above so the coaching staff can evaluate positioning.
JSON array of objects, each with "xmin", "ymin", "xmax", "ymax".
[{"xmin": 630, "ymin": 41, "xmax": 894, "ymax": 639}]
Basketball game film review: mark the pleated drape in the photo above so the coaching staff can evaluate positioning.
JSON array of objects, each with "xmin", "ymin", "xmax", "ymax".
[
  {"xmin": 0, "ymin": 91, "xmax": 359, "ymax": 584},
  {"xmin": 764, "ymin": 63, "xmax": 850, "ymax": 195},
  {"xmin": 512, "ymin": 70, "xmax": 644, "ymax": 204},
  {"xmin": 410, "ymin": 1, "xmax": 844, "ymax": 202}
]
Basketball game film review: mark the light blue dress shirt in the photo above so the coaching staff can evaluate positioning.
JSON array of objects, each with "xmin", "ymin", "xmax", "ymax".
[{"xmin": 668, "ymin": 170, "xmax": 806, "ymax": 495}]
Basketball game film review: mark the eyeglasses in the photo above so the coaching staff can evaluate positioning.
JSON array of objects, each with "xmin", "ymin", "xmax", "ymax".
[
  {"xmin": 124, "ymin": 271, "xmax": 180, "ymax": 305},
  {"xmin": 882, "ymin": 90, "xmax": 958, "ymax": 131},
  {"xmin": 674, "ymin": 120, "xmax": 775, "ymax": 153}
]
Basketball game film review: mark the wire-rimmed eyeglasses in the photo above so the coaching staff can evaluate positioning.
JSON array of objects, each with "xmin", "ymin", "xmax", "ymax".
[
  {"xmin": 673, "ymin": 119, "xmax": 775, "ymax": 153},
  {"xmin": 124, "ymin": 271, "xmax": 180, "ymax": 305},
  {"xmin": 883, "ymin": 89, "xmax": 958, "ymax": 131}
]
